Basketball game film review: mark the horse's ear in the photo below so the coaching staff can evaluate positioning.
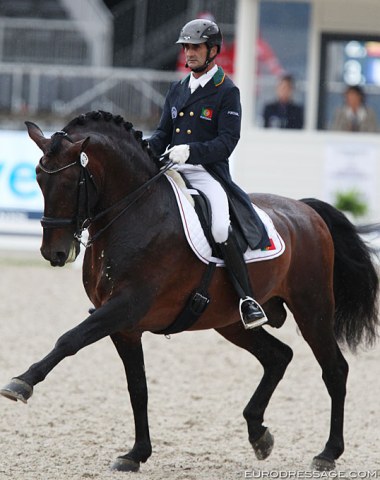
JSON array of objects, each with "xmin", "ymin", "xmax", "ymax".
[
  {"xmin": 81, "ymin": 136, "xmax": 91, "ymax": 152},
  {"xmin": 25, "ymin": 121, "xmax": 50, "ymax": 153},
  {"xmin": 71, "ymin": 136, "xmax": 91, "ymax": 155}
]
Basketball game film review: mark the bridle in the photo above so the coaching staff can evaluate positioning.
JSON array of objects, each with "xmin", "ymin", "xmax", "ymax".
[
  {"xmin": 39, "ymin": 155, "xmax": 96, "ymax": 241},
  {"xmin": 39, "ymin": 135, "xmax": 173, "ymax": 248}
]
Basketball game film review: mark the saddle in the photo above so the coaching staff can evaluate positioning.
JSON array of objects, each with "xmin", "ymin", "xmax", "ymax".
[{"xmin": 179, "ymin": 173, "xmax": 249, "ymax": 255}]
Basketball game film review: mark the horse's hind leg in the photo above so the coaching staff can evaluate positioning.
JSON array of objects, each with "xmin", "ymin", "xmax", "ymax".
[
  {"xmin": 291, "ymin": 302, "xmax": 349, "ymax": 471},
  {"xmin": 109, "ymin": 333, "xmax": 152, "ymax": 473},
  {"xmin": 216, "ymin": 323, "xmax": 293, "ymax": 460}
]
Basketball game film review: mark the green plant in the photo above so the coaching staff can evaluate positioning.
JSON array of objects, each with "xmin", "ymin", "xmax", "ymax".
[{"xmin": 334, "ymin": 189, "xmax": 368, "ymax": 218}]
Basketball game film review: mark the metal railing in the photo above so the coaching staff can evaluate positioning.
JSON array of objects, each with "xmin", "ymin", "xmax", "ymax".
[
  {"xmin": 0, "ymin": 63, "xmax": 177, "ymax": 130},
  {"xmin": 0, "ymin": 10, "xmax": 112, "ymax": 67}
]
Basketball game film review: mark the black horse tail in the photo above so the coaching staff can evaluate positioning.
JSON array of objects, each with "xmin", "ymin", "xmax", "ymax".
[{"xmin": 301, "ymin": 198, "xmax": 379, "ymax": 351}]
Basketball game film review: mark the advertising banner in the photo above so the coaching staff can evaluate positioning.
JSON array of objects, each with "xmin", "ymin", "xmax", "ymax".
[
  {"xmin": 0, "ymin": 130, "xmax": 44, "ymax": 215},
  {"xmin": 0, "ymin": 129, "xmax": 49, "ymax": 249}
]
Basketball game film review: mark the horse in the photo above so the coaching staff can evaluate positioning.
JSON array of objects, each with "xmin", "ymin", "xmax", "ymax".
[{"xmin": 1, "ymin": 111, "xmax": 378, "ymax": 473}]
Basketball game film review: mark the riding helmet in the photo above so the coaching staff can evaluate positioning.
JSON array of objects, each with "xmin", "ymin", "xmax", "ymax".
[{"xmin": 176, "ymin": 19, "xmax": 222, "ymax": 53}]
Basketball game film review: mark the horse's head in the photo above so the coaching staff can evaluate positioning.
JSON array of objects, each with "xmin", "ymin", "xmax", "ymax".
[
  {"xmin": 26, "ymin": 121, "xmax": 92, "ymax": 266},
  {"xmin": 26, "ymin": 111, "xmax": 158, "ymax": 266}
]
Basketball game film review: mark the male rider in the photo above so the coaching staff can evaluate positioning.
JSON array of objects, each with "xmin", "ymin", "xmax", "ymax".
[{"xmin": 149, "ymin": 19, "xmax": 269, "ymax": 329}]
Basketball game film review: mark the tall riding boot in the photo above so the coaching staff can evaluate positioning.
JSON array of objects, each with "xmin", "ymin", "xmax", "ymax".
[{"xmin": 218, "ymin": 228, "xmax": 267, "ymax": 329}]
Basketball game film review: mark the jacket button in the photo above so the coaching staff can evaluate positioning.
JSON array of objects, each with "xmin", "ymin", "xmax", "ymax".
[
  {"xmin": 187, "ymin": 129, "xmax": 192, "ymax": 134},
  {"xmin": 189, "ymin": 111, "xmax": 194, "ymax": 116},
  {"xmin": 175, "ymin": 128, "xmax": 180, "ymax": 133},
  {"xmin": 179, "ymin": 112, "xmax": 184, "ymax": 117}
]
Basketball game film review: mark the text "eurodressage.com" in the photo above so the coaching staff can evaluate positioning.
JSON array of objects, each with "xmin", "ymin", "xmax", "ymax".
[{"xmin": 239, "ymin": 471, "xmax": 379, "ymax": 479}]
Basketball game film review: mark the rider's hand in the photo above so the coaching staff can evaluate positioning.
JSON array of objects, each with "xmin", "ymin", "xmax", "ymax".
[{"xmin": 168, "ymin": 144, "xmax": 190, "ymax": 164}]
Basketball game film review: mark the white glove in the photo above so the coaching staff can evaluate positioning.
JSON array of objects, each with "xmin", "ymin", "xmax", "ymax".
[{"xmin": 168, "ymin": 144, "xmax": 190, "ymax": 164}]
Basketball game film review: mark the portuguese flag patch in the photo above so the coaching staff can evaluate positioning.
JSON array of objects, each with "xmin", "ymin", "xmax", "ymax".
[{"xmin": 200, "ymin": 107, "xmax": 213, "ymax": 120}]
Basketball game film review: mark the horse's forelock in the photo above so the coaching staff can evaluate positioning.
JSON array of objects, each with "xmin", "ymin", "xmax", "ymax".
[{"xmin": 46, "ymin": 132, "xmax": 69, "ymax": 156}]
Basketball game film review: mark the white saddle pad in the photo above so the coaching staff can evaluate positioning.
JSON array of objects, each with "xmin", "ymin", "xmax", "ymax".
[{"xmin": 165, "ymin": 174, "xmax": 285, "ymax": 266}]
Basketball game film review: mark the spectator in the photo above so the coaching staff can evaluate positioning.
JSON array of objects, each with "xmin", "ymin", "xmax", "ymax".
[
  {"xmin": 330, "ymin": 85, "xmax": 378, "ymax": 132},
  {"xmin": 262, "ymin": 74, "xmax": 304, "ymax": 129}
]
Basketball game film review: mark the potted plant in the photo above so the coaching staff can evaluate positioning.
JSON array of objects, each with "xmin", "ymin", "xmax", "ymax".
[{"xmin": 334, "ymin": 189, "xmax": 368, "ymax": 219}]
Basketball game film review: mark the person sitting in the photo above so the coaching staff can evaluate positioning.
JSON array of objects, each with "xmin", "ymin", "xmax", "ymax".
[
  {"xmin": 263, "ymin": 74, "xmax": 304, "ymax": 129},
  {"xmin": 148, "ymin": 19, "xmax": 270, "ymax": 329},
  {"xmin": 330, "ymin": 85, "xmax": 379, "ymax": 133}
]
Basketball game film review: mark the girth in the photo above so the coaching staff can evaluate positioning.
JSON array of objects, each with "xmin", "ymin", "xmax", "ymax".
[{"xmin": 154, "ymin": 261, "xmax": 216, "ymax": 336}]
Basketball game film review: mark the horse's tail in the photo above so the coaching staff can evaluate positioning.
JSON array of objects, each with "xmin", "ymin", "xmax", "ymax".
[{"xmin": 300, "ymin": 198, "xmax": 379, "ymax": 351}]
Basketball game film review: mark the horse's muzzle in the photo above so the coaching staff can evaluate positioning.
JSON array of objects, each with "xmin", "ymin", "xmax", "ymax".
[{"xmin": 41, "ymin": 240, "xmax": 79, "ymax": 267}]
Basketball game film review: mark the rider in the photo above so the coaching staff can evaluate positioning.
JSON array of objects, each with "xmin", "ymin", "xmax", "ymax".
[{"xmin": 148, "ymin": 19, "xmax": 269, "ymax": 329}]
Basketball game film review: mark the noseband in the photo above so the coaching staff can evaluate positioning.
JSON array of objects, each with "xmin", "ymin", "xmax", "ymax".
[{"xmin": 39, "ymin": 136, "xmax": 173, "ymax": 247}]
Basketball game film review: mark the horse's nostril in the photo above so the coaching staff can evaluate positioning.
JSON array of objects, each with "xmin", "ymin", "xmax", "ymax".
[{"xmin": 51, "ymin": 251, "xmax": 67, "ymax": 267}]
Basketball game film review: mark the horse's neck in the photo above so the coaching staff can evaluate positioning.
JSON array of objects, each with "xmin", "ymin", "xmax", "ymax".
[
  {"xmin": 86, "ymin": 168, "xmax": 179, "ymax": 269},
  {"xmin": 90, "ymin": 141, "xmax": 157, "ymax": 210},
  {"xmin": 83, "ymin": 141, "xmax": 185, "ymax": 281}
]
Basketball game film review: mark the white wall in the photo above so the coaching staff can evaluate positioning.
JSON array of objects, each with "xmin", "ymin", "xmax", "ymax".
[
  {"xmin": 315, "ymin": 0, "xmax": 380, "ymax": 32},
  {"xmin": 234, "ymin": 129, "xmax": 380, "ymax": 221}
]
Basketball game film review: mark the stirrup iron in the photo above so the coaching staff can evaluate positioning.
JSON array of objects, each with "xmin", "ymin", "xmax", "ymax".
[{"xmin": 239, "ymin": 297, "xmax": 268, "ymax": 330}]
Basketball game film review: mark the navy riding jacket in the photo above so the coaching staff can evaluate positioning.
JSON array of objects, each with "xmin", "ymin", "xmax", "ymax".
[{"xmin": 149, "ymin": 67, "xmax": 269, "ymax": 250}]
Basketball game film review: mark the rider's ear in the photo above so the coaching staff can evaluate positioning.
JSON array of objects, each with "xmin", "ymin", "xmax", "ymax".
[{"xmin": 25, "ymin": 121, "xmax": 50, "ymax": 153}]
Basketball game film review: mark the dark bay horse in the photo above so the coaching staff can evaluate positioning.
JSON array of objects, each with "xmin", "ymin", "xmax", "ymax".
[{"xmin": 1, "ymin": 111, "xmax": 378, "ymax": 472}]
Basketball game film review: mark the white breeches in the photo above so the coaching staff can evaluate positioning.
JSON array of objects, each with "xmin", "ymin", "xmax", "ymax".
[{"xmin": 176, "ymin": 164, "xmax": 230, "ymax": 243}]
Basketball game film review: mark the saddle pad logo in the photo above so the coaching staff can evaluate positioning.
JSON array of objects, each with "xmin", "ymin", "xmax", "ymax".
[
  {"xmin": 200, "ymin": 107, "xmax": 213, "ymax": 121},
  {"xmin": 261, "ymin": 238, "xmax": 276, "ymax": 251}
]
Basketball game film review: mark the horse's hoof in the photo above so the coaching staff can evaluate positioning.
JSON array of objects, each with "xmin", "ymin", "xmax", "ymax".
[
  {"xmin": 311, "ymin": 455, "xmax": 336, "ymax": 471},
  {"xmin": 250, "ymin": 428, "xmax": 274, "ymax": 460},
  {"xmin": 0, "ymin": 378, "xmax": 33, "ymax": 404},
  {"xmin": 111, "ymin": 456, "xmax": 140, "ymax": 472}
]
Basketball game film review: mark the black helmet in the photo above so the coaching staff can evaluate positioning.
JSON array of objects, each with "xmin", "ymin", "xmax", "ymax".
[{"xmin": 176, "ymin": 19, "xmax": 222, "ymax": 54}]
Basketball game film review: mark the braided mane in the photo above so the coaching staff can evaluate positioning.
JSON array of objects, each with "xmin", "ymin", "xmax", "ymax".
[{"xmin": 63, "ymin": 110, "xmax": 149, "ymax": 151}]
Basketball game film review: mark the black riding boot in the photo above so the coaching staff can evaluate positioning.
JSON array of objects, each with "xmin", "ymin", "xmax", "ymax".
[{"xmin": 218, "ymin": 228, "xmax": 267, "ymax": 329}]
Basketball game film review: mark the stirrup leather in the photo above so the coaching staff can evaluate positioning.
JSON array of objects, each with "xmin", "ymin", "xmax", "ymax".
[{"xmin": 239, "ymin": 297, "xmax": 268, "ymax": 330}]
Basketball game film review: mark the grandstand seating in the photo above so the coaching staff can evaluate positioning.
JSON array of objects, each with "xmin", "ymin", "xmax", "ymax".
[
  {"xmin": 0, "ymin": 0, "xmax": 68, "ymax": 19},
  {"xmin": 0, "ymin": 0, "xmax": 235, "ymax": 130}
]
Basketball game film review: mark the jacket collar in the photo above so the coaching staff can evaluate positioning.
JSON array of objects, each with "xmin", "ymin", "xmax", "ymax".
[
  {"xmin": 188, "ymin": 64, "xmax": 218, "ymax": 92},
  {"xmin": 179, "ymin": 66, "xmax": 226, "ymax": 108},
  {"xmin": 181, "ymin": 66, "xmax": 225, "ymax": 87}
]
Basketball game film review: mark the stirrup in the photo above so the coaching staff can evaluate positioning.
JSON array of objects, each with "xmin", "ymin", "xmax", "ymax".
[{"xmin": 239, "ymin": 297, "xmax": 268, "ymax": 330}]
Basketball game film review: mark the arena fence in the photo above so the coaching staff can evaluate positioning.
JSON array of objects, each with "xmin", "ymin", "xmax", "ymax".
[{"xmin": 0, "ymin": 63, "xmax": 177, "ymax": 131}]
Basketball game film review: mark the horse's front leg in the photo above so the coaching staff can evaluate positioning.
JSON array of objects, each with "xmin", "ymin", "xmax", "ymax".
[
  {"xmin": 0, "ymin": 293, "xmax": 144, "ymax": 403},
  {"xmin": 110, "ymin": 333, "xmax": 151, "ymax": 472}
]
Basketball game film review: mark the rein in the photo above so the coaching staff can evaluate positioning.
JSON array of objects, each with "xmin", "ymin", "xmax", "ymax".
[
  {"xmin": 85, "ymin": 160, "xmax": 173, "ymax": 247},
  {"xmin": 39, "ymin": 152, "xmax": 174, "ymax": 248}
]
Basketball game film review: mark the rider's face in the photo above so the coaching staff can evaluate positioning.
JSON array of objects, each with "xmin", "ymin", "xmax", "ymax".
[{"xmin": 183, "ymin": 43, "xmax": 208, "ymax": 70}]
